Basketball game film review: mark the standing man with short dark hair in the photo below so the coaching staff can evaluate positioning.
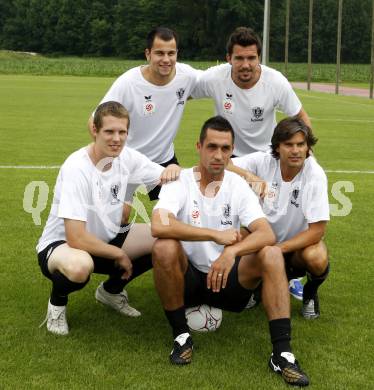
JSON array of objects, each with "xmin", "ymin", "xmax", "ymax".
[
  {"xmin": 38, "ymin": 101, "xmax": 178, "ymax": 336},
  {"xmin": 192, "ymin": 26, "xmax": 311, "ymax": 156},
  {"xmin": 151, "ymin": 115, "xmax": 310, "ymax": 387},
  {"xmin": 89, "ymin": 27, "xmax": 200, "ymax": 201},
  {"xmin": 231, "ymin": 117, "xmax": 330, "ymax": 319}
]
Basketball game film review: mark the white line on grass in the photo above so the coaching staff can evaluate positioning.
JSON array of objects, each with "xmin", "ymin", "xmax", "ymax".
[
  {"xmin": 1, "ymin": 166, "xmax": 374, "ymax": 174},
  {"xmin": 310, "ymin": 118, "xmax": 374, "ymax": 124},
  {"xmin": 325, "ymin": 170, "xmax": 374, "ymax": 174},
  {"xmin": 296, "ymin": 92, "xmax": 374, "ymax": 108},
  {"xmin": 0, "ymin": 165, "xmax": 60, "ymax": 169}
]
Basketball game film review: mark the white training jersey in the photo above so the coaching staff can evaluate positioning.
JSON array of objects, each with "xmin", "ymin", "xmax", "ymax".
[
  {"xmin": 232, "ymin": 152, "xmax": 330, "ymax": 243},
  {"xmin": 98, "ymin": 63, "xmax": 200, "ymax": 164},
  {"xmin": 37, "ymin": 146, "xmax": 163, "ymax": 252},
  {"xmin": 192, "ymin": 64, "xmax": 302, "ymax": 156},
  {"xmin": 154, "ymin": 168, "xmax": 265, "ymax": 273}
]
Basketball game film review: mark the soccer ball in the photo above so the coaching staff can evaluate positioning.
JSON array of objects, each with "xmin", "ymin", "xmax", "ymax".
[{"xmin": 185, "ymin": 304, "xmax": 222, "ymax": 332}]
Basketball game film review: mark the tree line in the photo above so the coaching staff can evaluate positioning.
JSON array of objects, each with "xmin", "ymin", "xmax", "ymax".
[{"xmin": 0, "ymin": 0, "xmax": 372, "ymax": 63}]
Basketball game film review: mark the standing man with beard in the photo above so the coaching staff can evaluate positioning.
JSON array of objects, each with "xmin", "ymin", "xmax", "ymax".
[{"xmin": 192, "ymin": 27, "xmax": 311, "ymax": 156}]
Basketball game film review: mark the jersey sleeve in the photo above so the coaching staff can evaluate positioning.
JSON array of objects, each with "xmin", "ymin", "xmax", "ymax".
[
  {"xmin": 190, "ymin": 68, "xmax": 213, "ymax": 99},
  {"xmin": 99, "ymin": 74, "xmax": 127, "ymax": 106},
  {"xmin": 274, "ymin": 73, "xmax": 302, "ymax": 116},
  {"xmin": 179, "ymin": 63, "xmax": 203, "ymax": 91},
  {"xmin": 236, "ymin": 179, "xmax": 266, "ymax": 227},
  {"xmin": 153, "ymin": 179, "xmax": 186, "ymax": 217},
  {"xmin": 231, "ymin": 152, "xmax": 264, "ymax": 175},
  {"xmin": 57, "ymin": 165, "xmax": 90, "ymax": 222},
  {"xmin": 124, "ymin": 149, "xmax": 164, "ymax": 201},
  {"xmin": 303, "ymin": 175, "xmax": 330, "ymax": 223},
  {"xmin": 128, "ymin": 150, "xmax": 164, "ymax": 186}
]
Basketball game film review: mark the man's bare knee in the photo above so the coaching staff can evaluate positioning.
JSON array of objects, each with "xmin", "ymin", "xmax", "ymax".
[
  {"xmin": 61, "ymin": 251, "xmax": 93, "ymax": 282},
  {"xmin": 258, "ymin": 246, "xmax": 284, "ymax": 273},
  {"xmin": 152, "ymin": 239, "xmax": 181, "ymax": 270},
  {"xmin": 306, "ymin": 255, "xmax": 328, "ymax": 276},
  {"xmin": 302, "ymin": 244, "xmax": 328, "ymax": 275},
  {"xmin": 237, "ymin": 254, "xmax": 262, "ymax": 289}
]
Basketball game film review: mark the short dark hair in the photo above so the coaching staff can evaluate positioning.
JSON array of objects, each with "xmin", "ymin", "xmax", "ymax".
[
  {"xmin": 146, "ymin": 27, "xmax": 178, "ymax": 50},
  {"xmin": 226, "ymin": 27, "xmax": 262, "ymax": 56},
  {"xmin": 93, "ymin": 101, "xmax": 130, "ymax": 131},
  {"xmin": 271, "ymin": 117, "xmax": 317, "ymax": 159},
  {"xmin": 199, "ymin": 116, "xmax": 235, "ymax": 145}
]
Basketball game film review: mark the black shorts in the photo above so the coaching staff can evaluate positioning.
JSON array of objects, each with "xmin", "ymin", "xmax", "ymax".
[
  {"xmin": 283, "ymin": 252, "xmax": 306, "ymax": 280},
  {"xmin": 184, "ymin": 258, "xmax": 252, "ymax": 313},
  {"xmin": 148, "ymin": 154, "xmax": 179, "ymax": 201},
  {"xmin": 37, "ymin": 229, "xmax": 130, "ymax": 280}
]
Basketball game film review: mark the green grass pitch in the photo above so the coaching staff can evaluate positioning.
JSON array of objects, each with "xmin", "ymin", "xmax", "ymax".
[{"xmin": 0, "ymin": 74, "xmax": 373, "ymax": 389}]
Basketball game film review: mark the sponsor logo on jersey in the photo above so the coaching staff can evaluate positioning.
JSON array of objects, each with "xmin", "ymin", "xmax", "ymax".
[
  {"xmin": 251, "ymin": 106, "xmax": 264, "ymax": 122},
  {"xmin": 267, "ymin": 182, "xmax": 278, "ymax": 200},
  {"xmin": 143, "ymin": 95, "xmax": 156, "ymax": 116},
  {"xmin": 191, "ymin": 200, "xmax": 201, "ymax": 225},
  {"xmin": 221, "ymin": 203, "xmax": 233, "ymax": 225},
  {"xmin": 176, "ymin": 88, "xmax": 186, "ymax": 105},
  {"xmin": 223, "ymin": 93, "xmax": 234, "ymax": 114}
]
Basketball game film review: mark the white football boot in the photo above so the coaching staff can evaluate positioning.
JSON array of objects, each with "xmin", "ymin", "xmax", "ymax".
[
  {"xmin": 95, "ymin": 282, "xmax": 141, "ymax": 317},
  {"xmin": 40, "ymin": 300, "xmax": 69, "ymax": 335}
]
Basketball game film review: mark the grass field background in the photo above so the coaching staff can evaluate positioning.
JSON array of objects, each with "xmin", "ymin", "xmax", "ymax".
[
  {"xmin": 0, "ymin": 71, "xmax": 374, "ymax": 389},
  {"xmin": 0, "ymin": 50, "xmax": 373, "ymax": 84}
]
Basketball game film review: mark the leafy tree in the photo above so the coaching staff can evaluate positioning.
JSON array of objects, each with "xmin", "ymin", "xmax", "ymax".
[
  {"xmin": 341, "ymin": 0, "xmax": 371, "ymax": 63},
  {"xmin": 88, "ymin": 0, "xmax": 115, "ymax": 56},
  {"xmin": 2, "ymin": 0, "xmax": 46, "ymax": 52},
  {"xmin": 0, "ymin": 0, "xmax": 372, "ymax": 62}
]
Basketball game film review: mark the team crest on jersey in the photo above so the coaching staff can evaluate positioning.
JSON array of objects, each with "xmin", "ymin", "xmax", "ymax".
[
  {"xmin": 176, "ymin": 88, "xmax": 186, "ymax": 105},
  {"xmin": 223, "ymin": 93, "xmax": 234, "ymax": 114},
  {"xmin": 110, "ymin": 183, "xmax": 121, "ymax": 204},
  {"xmin": 251, "ymin": 106, "xmax": 264, "ymax": 122},
  {"xmin": 143, "ymin": 95, "xmax": 156, "ymax": 116},
  {"xmin": 291, "ymin": 188, "xmax": 300, "ymax": 208},
  {"xmin": 221, "ymin": 203, "xmax": 232, "ymax": 226}
]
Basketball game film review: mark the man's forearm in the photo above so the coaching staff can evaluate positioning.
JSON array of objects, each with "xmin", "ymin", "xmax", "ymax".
[
  {"xmin": 151, "ymin": 213, "xmax": 216, "ymax": 241},
  {"xmin": 67, "ymin": 230, "xmax": 123, "ymax": 260},
  {"xmin": 296, "ymin": 108, "xmax": 312, "ymax": 128},
  {"xmin": 227, "ymin": 162, "xmax": 261, "ymax": 183},
  {"xmin": 225, "ymin": 224, "xmax": 276, "ymax": 258},
  {"xmin": 276, "ymin": 228, "xmax": 324, "ymax": 254}
]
